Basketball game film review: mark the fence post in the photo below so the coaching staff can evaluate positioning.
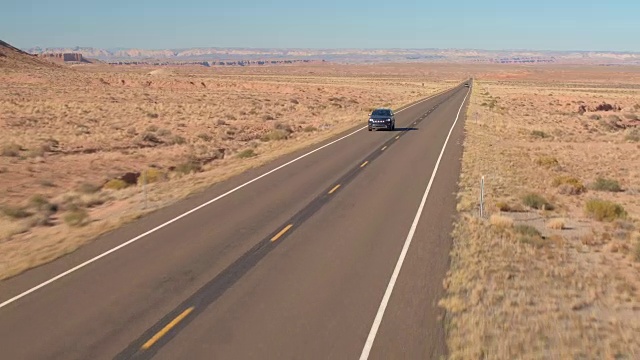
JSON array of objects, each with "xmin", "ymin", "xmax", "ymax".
[{"xmin": 480, "ymin": 176, "xmax": 485, "ymax": 218}]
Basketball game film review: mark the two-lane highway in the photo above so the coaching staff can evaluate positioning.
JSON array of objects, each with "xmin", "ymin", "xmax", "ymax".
[{"xmin": 0, "ymin": 82, "xmax": 470, "ymax": 359}]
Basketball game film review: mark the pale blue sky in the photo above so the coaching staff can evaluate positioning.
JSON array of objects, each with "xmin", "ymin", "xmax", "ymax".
[{"xmin": 2, "ymin": 0, "xmax": 639, "ymax": 51}]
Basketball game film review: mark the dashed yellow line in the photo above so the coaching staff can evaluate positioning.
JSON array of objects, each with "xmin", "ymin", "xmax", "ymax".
[
  {"xmin": 360, "ymin": 161, "xmax": 369, "ymax": 168},
  {"xmin": 142, "ymin": 307, "xmax": 194, "ymax": 350},
  {"xmin": 328, "ymin": 184, "xmax": 341, "ymax": 194},
  {"xmin": 271, "ymin": 224, "xmax": 293, "ymax": 242},
  {"xmin": 395, "ymin": 135, "xmax": 400, "ymax": 139},
  {"xmin": 381, "ymin": 146, "xmax": 387, "ymax": 151}
]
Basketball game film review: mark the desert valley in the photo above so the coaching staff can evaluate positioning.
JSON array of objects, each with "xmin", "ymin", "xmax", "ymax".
[{"xmin": 2, "ymin": 38, "xmax": 640, "ymax": 358}]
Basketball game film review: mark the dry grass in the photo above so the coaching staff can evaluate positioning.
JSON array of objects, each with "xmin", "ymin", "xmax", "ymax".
[
  {"xmin": 1, "ymin": 143, "xmax": 21, "ymax": 157},
  {"xmin": 138, "ymin": 168, "xmax": 166, "ymax": 185},
  {"xmin": 236, "ymin": 149, "xmax": 257, "ymax": 159},
  {"xmin": 63, "ymin": 209, "xmax": 89, "ymax": 227},
  {"xmin": 442, "ymin": 71, "xmax": 640, "ymax": 359},
  {"xmin": 0, "ymin": 61, "xmax": 458, "ymax": 280},
  {"xmin": 552, "ymin": 176, "xmax": 586, "ymax": 195},
  {"xmin": 590, "ymin": 177, "xmax": 623, "ymax": 192},
  {"xmin": 585, "ymin": 199, "xmax": 627, "ymax": 222},
  {"xmin": 535, "ymin": 155, "xmax": 559, "ymax": 168},
  {"xmin": 490, "ymin": 214, "xmax": 514, "ymax": 228},
  {"xmin": 547, "ymin": 218, "xmax": 566, "ymax": 230},
  {"xmin": 103, "ymin": 179, "xmax": 129, "ymax": 190},
  {"xmin": 522, "ymin": 192, "xmax": 553, "ymax": 210}
]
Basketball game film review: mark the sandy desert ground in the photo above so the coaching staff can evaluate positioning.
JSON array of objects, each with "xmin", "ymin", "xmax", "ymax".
[{"xmin": 441, "ymin": 68, "xmax": 640, "ymax": 359}]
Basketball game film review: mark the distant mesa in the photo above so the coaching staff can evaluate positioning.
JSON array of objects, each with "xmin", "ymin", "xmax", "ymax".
[
  {"xmin": 38, "ymin": 52, "xmax": 92, "ymax": 63},
  {"xmin": 19, "ymin": 43, "xmax": 640, "ymax": 65},
  {"xmin": 487, "ymin": 56, "xmax": 556, "ymax": 64},
  {"xmin": 112, "ymin": 59, "xmax": 315, "ymax": 67}
]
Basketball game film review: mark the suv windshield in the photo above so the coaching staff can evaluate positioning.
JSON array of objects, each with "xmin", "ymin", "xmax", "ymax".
[{"xmin": 371, "ymin": 109, "xmax": 391, "ymax": 116}]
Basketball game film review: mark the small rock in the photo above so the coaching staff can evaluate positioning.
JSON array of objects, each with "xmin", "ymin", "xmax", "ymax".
[{"xmin": 119, "ymin": 172, "xmax": 140, "ymax": 185}]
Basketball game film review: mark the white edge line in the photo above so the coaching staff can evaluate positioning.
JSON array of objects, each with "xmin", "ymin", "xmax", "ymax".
[
  {"xmin": 0, "ymin": 85, "xmax": 460, "ymax": 310},
  {"xmin": 358, "ymin": 86, "xmax": 470, "ymax": 360}
]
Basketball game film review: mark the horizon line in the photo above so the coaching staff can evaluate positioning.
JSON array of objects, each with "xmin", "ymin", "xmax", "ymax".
[{"xmin": 20, "ymin": 44, "xmax": 640, "ymax": 54}]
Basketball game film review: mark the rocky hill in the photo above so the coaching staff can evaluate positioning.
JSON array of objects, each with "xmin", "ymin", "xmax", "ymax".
[{"xmin": 0, "ymin": 39, "xmax": 60, "ymax": 69}]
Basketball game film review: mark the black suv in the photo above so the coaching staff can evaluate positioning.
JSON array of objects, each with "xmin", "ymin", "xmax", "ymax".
[{"xmin": 368, "ymin": 108, "xmax": 395, "ymax": 131}]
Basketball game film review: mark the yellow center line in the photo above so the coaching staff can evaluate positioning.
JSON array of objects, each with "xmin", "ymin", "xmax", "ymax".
[
  {"xmin": 381, "ymin": 146, "xmax": 387, "ymax": 151},
  {"xmin": 271, "ymin": 224, "xmax": 293, "ymax": 242},
  {"xmin": 395, "ymin": 135, "xmax": 400, "ymax": 139},
  {"xmin": 328, "ymin": 184, "xmax": 341, "ymax": 194},
  {"xmin": 141, "ymin": 307, "xmax": 194, "ymax": 350},
  {"xmin": 360, "ymin": 161, "xmax": 369, "ymax": 168}
]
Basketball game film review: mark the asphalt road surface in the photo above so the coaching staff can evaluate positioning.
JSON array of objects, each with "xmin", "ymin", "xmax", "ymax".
[{"xmin": 0, "ymin": 81, "xmax": 471, "ymax": 360}]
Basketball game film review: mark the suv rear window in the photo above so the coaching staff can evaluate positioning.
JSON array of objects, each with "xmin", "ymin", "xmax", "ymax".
[{"xmin": 371, "ymin": 109, "xmax": 391, "ymax": 116}]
